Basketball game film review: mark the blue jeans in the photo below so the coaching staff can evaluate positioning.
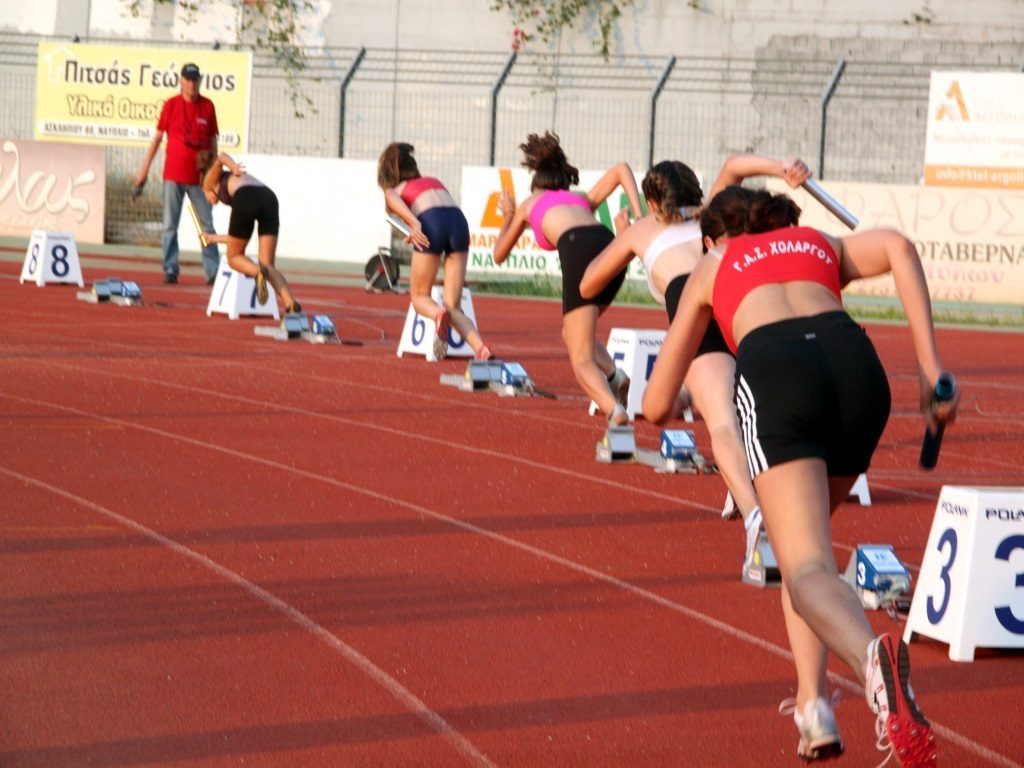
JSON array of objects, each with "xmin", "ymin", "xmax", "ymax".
[{"xmin": 162, "ymin": 181, "xmax": 220, "ymax": 280}]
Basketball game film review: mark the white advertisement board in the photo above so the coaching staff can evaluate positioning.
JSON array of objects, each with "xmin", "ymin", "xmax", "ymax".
[
  {"xmin": 177, "ymin": 154, "xmax": 389, "ymax": 265},
  {"xmin": 924, "ymin": 71, "xmax": 1024, "ymax": 189},
  {"xmin": 767, "ymin": 179, "xmax": 1024, "ymax": 306},
  {"xmin": 460, "ymin": 165, "xmax": 656, "ymax": 282}
]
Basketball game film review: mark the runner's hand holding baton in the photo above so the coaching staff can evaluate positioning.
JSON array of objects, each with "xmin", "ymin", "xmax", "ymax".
[
  {"xmin": 919, "ymin": 372, "xmax": 958, "ymax": 470},
  {"xmin": 386, "ymin": 214, "xmax": 429, "ymax": 251}
]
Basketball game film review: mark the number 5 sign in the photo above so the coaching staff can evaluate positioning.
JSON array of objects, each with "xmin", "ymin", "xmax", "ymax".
[
  {"xmin": 904, "ymin": 485, "xmax": 1024, "ymax": 661},
  {"xmin": 20, "ymin": 230, "xmax": 84, "ymax": 287},
  {"xmin": 588, "ymin": 328, "xmax": 666, "ymax": 421}
]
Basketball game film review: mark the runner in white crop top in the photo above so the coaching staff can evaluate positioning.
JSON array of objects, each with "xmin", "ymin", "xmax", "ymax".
[{"xmin": 639, "ymin": 217, "xmax": 702, "ymax": 304}]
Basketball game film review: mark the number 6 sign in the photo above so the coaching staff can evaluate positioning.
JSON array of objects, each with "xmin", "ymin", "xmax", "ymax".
[
  {"xmin": 20, "ymin": 230, "xmax": 84, "ymax": 287},
  {"xmin": 904, "ymin": 485, "xmax": 1024, "ymax": 661}
]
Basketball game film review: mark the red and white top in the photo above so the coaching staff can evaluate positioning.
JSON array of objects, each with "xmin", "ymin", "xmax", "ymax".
[
  {"xmin": 399, "ymin": 176, "xmax": 448, "ymax": 207},
  {"xmin": 712, "ymin": 226, "xmax": 842, "ymax": 353}
]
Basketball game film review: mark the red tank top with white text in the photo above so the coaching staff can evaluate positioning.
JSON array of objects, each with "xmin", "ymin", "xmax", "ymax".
[{"xmin": 712, "ymin": 226, "xmax": 842, "ymax": 352}]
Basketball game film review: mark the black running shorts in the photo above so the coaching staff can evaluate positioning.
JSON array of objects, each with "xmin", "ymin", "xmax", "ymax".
[
  {"xmin": 557, "ymin": 225, "xmax": 621, "ymax": 315},
  {"xmin": 228, "ymin": 185, "xmax": 280, "ymax": 240},
  {"xmin": 664, "ymin": 272, "xmax": 731, "ymax": 358},
  {"xmin": 733, "ymin": 311, "xmax": 891, "ymax": 478}
]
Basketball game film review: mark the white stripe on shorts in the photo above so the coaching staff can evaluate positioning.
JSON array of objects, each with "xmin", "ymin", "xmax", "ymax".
[{"xmin": 736, "ymin": 375, "xmax": 768, "ymax": 477}]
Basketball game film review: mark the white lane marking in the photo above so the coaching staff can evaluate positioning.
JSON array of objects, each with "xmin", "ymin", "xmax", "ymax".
[
  {"xmin": 0, "ymin": 464, "xmax": 498, "ymax": 768},
  {"xmin": 1, "ymin": 393, "xmax": 1019, "ymax": 768}
]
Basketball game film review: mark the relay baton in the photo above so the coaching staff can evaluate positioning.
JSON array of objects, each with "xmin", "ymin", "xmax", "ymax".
[
  {"xmin": 919, "ymin": 372, "xmax": 956, "ymax": 470},
  {"xmin": 186, "ymin": 199, "xmax": 209, "ymax": 248},
  {"xmin": 386, "ymin": 214, "xmax": 411, "ymax": 237},
  {"xmin": 801, "ymin": 178, "xmax": 859, "ymax": 231}
]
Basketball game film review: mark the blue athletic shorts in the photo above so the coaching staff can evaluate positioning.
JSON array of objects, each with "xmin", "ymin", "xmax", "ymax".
[{"xmin": 418, "ymin": 206, "xmax": 470, "ymax": 256}]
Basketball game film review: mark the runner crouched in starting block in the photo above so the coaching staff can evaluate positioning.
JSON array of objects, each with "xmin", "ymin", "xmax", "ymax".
[{"xmin": 200, "ymin": 152, "xmax": 302, "ymax": 314}]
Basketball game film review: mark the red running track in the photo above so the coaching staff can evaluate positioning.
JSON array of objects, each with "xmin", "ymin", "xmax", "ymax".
[{"xmin": 1, "ymin": 258, "xmax": 1022, "ymax": 767}]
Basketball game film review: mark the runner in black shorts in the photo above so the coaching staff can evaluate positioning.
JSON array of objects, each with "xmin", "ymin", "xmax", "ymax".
[
  {"xmin": 200, "ymin": 152, "xmax": 301, "ymax": 313},
  {"xmin": 492, "ymin": 132, "xmax": 643, "ymax": 425},
  {"xmin": 644, "ymin": 186, "xmax": 957, "ymax": 768}
]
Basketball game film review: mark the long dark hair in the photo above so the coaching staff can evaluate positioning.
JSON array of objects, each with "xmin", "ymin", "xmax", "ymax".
[
  {"xmin": 642, "ymin": 160, "xmax": 703, "ymax": 224},
  {"xmin": 520, "ymin": 131, "xmax": 579, "ymax": 191},
  {"xmin": 377, "ymin": 142, "xmax": 420, "ymax": 189},
  {"xmin": 700, "ymin": 186, "xmax": 802, "ymax": 249}
]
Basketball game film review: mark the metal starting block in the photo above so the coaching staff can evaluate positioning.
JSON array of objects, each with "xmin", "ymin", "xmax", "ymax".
[
  {"xmin": 842, "ymin": 544, "xmax": 913, "ymax": 611},
  {"xmin": 595, "ymin": 425, "xmax": 638, "ymax": 463},
  {"xmin": 254, "ymin": 313, "xmax": 350, "ymax": 344},
  {"xmin": 77, "ymin": 277, "xmax": 143, "ymax": 306},
  {"xmin": 440, "ymin": 359, "xmax": 544, "ymax": 397},
  {"xmin": 635, "ymin": 429, "xmax": 710, "ymax": 474},
  {"xmin": 742, "ymin": 531, "xmax": 782, "ymax": 587}
]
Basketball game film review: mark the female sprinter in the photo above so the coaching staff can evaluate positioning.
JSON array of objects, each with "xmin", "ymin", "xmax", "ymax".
[
  {"xmin": 377, "ymin": 142, "xmax": 490, "ymax": 361},
  {"xmin": 643, "ymin": 186, "xmax": 955, "ymax": 767},
  {"xmin": 579, "ymin": 156, "xmax": 811, "ymax": 575},
  {"xmin": 493, "ymin": 131, "xmax": 642, "ymax": 425},
  {"xmin": 200, "ymin": 152, "xmax": 301, "ymax": 313}
]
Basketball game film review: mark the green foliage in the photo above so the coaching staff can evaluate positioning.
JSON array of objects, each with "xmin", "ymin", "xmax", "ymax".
[{"xmin": 490, "ymin": 0, "xmax": 638, "ymax": 58}]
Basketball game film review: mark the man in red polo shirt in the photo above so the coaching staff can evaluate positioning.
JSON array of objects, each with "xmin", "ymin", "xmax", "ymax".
[{"xmin": 135, "ymin": 62, "xmax": 220, "ymax": 284}]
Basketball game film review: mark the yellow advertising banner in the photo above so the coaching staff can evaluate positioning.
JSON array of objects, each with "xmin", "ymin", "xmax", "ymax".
[
  {"xmin": 34, "ymin": 42, "xmax": 252, "ymax": 150},
  {"xmin": 767, "ymin": 178, "xmax": 1024, "ymax": 307}
]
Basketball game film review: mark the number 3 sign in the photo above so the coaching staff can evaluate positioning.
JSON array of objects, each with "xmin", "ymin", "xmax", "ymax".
[
  {"xmin": 904, "ymin": 485, "xmax": 1024, "ymax": 661},
  {"xmin": 20, "ymin": 230, "xmax": 84, "ymax": 287}
]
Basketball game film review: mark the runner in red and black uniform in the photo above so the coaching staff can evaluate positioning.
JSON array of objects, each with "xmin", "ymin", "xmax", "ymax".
[{"xmin": 644, "ymin": 185, "xmax": 957, "ymax": 768}]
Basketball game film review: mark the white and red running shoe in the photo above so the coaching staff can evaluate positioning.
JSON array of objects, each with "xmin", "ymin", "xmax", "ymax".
[
  {"xmin": 865, "ymin": 633, "xmax": 938, "ymax": 767},
  {"xmin": 433, "ymin": 307, "xmax": 451, "ymax": 360},
  {"xmin": 779, "ymin": 693, "xmax": 844, "ymax": 762}
]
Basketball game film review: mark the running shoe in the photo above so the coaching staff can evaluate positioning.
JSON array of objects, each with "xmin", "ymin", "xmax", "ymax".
[
  {"xmin": 608, "ymin": 368, "xmax": 630, "ymax": 409},
  {"xmin": 865, "ymin": 634, "xmax": 937, "ymax": 768},
  {"xmin": 608, "ymin": 403, "xmax": 629, "ymax": 427},
  {"xmin": 475, "ymin": 343, "xmax": 493, "ymax": 361},
  {"xmin": 779, "ymin": 694, "xmax": 844, "ymax": 762},
  {"xmin": 433, "ymin": 307, "xmax": 451, "ymax": 360},
  {"xmin": 255, "ymin": 266, "xmax": 269, "ymax": 305}
]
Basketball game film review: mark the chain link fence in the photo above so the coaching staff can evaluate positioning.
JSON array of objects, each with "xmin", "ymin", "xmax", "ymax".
[{"xmin": 1, "ymin": 31, "xmax": 1020, "ymax": 247}]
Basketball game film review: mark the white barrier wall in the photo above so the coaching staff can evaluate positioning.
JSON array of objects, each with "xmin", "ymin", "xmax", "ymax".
[
  {"xmin": 177, "ymin": 154, "xmax": 390, "ymax": 265},
  {"xmin": 767, "ymin": 179, "xmax": 1024, "ymax": 307}
]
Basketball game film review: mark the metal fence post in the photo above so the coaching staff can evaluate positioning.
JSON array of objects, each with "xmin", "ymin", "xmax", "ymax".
[
  {"xmin": 649, "ymin": 55, "xmax": 676, "ymax": 169},
  {"xmin": 489, "ymin": 51, "xmax": 517, "ymax": 166},
  {"xmin": 818, "ymin": 57, "xmax": 846, "ymax": 179},
  {"xmin": 338, "ymin": 47, "xmax": 366, "ymax": 158}
]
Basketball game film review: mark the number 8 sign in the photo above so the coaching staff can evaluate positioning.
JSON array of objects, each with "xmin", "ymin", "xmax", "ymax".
[
  {"xmin": 19, "ymin": 230, "xmax": 84, "ymax": 287},
  {"xmin": 904, "ymin": 485, "xmax": 1024, "ymax": 661}
]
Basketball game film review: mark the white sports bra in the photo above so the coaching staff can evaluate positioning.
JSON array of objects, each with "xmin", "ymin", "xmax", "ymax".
[{"xmin": 640, "ymin": 219, "xmax": 701, "ymax": 304}]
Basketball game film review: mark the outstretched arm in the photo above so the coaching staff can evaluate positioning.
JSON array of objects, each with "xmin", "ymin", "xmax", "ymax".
[
  {"xmin": 642, "ymin": 254, "xmax": 716, "ymax": 424},
  {"xmin": 707, "ymin": 155, "xmax": 811, "ymax": 201},
  {"xmin": 492, "ymin": 189, "xmax": 530, "ymax": 265},
  {"xmin": 135, "ymin": 130, "xmax": 165, "ymax": 188},
  {"xmin": 585, "ymin": 162, "xmax": 643, "ymax": 218},
  {"xmin": 580, "ymin": 209, "xmax": 639, "ymax": 299},
  {"xmin": 836, "ymin": 228, "xmax": 958, "ymax": 425}
]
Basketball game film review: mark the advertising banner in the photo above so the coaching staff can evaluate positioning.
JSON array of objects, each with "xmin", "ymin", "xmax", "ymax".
[
  {"xmin": 924, "ymin": 71, "xmax": 1024, "ymax": 189},
  {"xmin": 176, "ymin": 154, "xmax": 389, "ymax": 265},
  {"xmin": 460, "ymin": 165, "xmax": 661, "ymax": 283},
  {"xmin": 0, "ymin": 138, "xmax": 105, "ymax": 243},
  {"xmin": 767, "ymin": 179, "xmax": 1024, "ymax": 306},
  {"xmin": 34, "ymin": 42, "xmax": 252, "ymax": 150}
]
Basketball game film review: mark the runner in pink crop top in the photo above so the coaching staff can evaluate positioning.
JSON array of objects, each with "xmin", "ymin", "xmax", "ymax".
[
  {"xmin": 711, "ymin": 226, "xmax": 842, "ymax": 352},
  {"xmin": 528, "ymin": 189, "xmax": 592, "ymax": 250}
]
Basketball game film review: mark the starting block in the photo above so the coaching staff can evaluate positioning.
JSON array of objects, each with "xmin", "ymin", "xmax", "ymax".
[
  {"xmin": 596, "ymin": 424, "xmax": 638, "ymax": 463},
  {"xmin": 742, "ymin": 531, "xmax": 781, "ymax": 587},
  {"xmin": 842, "ymin": 544, "xmax": 912, "ymax": 611},
  {"xmin": 440, "ymin": 359, "xmax": 548, "ymax": 397},
  {"xmin": 254, "ymin": 313, "xmax": 351, "ymax": 345},
  {"xmin": 77, "ymin": 277, "xmax": 144, "ymax": 306},
  {"xmin": 635, "ymin": 429, "xmax": 710, "ymax": 474}
]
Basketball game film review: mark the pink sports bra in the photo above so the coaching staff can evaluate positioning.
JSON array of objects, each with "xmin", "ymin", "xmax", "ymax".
[{"xmin": 528, "ymin": 189, "xmax": 592, "ymax": 250}]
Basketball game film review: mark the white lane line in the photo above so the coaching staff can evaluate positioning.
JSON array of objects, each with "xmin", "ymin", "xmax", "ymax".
[
  {"xmin": 0, "ymin": 464, "xmax": 498, "ymax": 768},
  {"xmin": 1, "ymin": 392, "xmax": 1018, "ymax": 768}
]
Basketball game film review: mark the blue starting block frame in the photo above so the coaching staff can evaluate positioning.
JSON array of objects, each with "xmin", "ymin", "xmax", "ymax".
[
  {"xmin": 254, "ymin": 313, "xmax": 350, "ymax": 345},
  {"xmin": 842, "ymin": 544, "xmax": 913, "ymax": 610},
  {"xmin": 77, "ymin": 276, "xmax": 144, "ymax": 306},
  {"xmin": 440, "ymin": 359, "xmax": 544, "ymax": 397},
  {"xmin": 632, "ymin": 429, "xmax": 710, "ymax": 473}
]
